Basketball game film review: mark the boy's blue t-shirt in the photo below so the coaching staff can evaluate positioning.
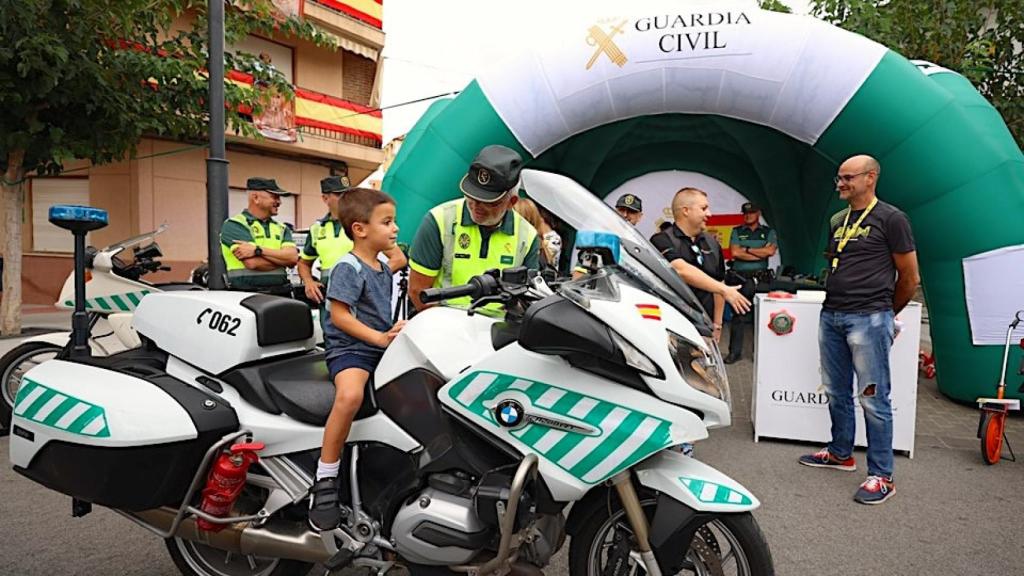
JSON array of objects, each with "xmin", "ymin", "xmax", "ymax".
[{"xmin": 324, "ymin": 253, "xmax": 394, "ymax": 361}]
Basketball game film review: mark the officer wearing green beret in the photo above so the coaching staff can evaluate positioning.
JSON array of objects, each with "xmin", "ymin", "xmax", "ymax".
[{"xmin": 219, "ymin": 177, "xmax": 299, "ymax": 295}]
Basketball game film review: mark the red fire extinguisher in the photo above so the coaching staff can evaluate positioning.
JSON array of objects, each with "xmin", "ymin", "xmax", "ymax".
[{"xmin": 197, "ymin": 441, "xmax": 265, "ymax": 532}]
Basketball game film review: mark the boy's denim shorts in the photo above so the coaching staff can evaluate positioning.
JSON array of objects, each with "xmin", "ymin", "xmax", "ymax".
[{"xmin": 327, "ymin": 353, "xmax": 383, "ymax": 382}]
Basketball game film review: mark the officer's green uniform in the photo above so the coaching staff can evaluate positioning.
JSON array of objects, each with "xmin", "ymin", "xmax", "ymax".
[
  {"xmin": 220, "ymin": 209, "xmax": 296, "ymax": 292},
  {"xmin": 725, "ymin": 210, "xmax": 777, "ymax": 363},
  {"xmin": 300, "ymin": 213, "xmax": 354, "ymax": 288},
  {"xmin": 729, "ymin": 223, "xmax": 777, "ymax": 273},
  {"xmin": 409, "ymin": 198, "xmax": 538, "ymax": 307}
]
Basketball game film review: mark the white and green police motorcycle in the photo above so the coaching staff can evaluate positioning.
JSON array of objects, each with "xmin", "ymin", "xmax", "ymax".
[{"xmin": 9, "ymin": 170, "xmax": 773, "ymax": 576}]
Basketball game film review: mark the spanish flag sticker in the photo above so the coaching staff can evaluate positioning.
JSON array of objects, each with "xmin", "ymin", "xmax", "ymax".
[{"xmin": 636, "ymin": 303, "xmax": 661, "ymax": 321}]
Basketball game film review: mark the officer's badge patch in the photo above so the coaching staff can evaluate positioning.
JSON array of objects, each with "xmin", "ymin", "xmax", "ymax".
[
  {"xmin": 458, "ymin": 233, "xmax": 471, "ymax": 249},
  {"xmin": 500, "ymin": 255, "xmax": 514, "ymax": 265},
  {"xmin": 477, "ymin": 169, "xmax": 491, "ymax": 186},
  {"xmin": 250, "ymin": 224, "xmax": 264, "ymax": 237},
  {"xmin": 624, "ymin": 195, "xmax": 635, "ymax": 206}
]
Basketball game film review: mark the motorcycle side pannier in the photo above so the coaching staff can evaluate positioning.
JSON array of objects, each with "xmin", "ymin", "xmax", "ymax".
[{"xmin": 10, "ymin": 357, "xmax": 238, "ymax": 510}]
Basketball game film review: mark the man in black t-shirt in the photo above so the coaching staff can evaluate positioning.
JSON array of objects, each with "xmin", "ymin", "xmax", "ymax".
[
  {"xmin": 650, "ymin": 187, "xmax": 750, "ymax": 342},
  {"xmin": 798, "ymin": 155, "xmax": 920, "ymax": 506}
]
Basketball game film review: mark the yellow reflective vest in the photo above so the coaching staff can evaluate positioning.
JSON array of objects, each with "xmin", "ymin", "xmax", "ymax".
[
  {"xmin": 301, "ymin": 215, "xmax": 353, "ymax": 285},
  {"xmin": 221, "ymin": 212, "xmax": 292, "ymax": 289},
  {"xmin": 428, "ymin": 198, "xmax": 537, "ymax": 306}
]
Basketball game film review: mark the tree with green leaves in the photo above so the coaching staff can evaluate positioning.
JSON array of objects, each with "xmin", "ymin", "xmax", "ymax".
[
  {"xmin": 810, "ymin": 0, "xmax": 1023, "ymax": 148},
  {"xmin": 758, "ymin": 0, "xmax": 793, "ymax": 13},
  {"xmin": 0, "ymin": 0, "xmax": 333, "ymax": 335}
]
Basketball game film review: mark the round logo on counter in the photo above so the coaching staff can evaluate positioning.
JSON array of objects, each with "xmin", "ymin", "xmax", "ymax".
[{"xmin": 495, "ymin": 399, "xmax": 525, "ymax": 428}]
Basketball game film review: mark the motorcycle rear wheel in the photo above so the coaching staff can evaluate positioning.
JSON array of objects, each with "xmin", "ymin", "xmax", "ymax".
[
  {"xmin": 165, "ymin": 538, "xmax": 313, "ymax": 576},
  {"xmin": 0, "ymin": 342, "xmax": 63, "ymax": 434},
  {"xmin": 569, "ymin": 495, "xmax": 774, "ymax": 576}
]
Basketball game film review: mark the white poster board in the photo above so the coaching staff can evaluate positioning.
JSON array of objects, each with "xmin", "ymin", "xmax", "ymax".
[
  {"xmin": 962, "ymin": 244, "xmax": 1024, "ymax": 345},
  {"xmin": 751, "ymin": 294, "xmax": 920, "ymax": 456}
]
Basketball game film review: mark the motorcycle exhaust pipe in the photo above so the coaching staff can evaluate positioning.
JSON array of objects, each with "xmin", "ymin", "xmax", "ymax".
[{"xmin": 128, "ymin": 508, "xmax": 331, "ymax": 564}]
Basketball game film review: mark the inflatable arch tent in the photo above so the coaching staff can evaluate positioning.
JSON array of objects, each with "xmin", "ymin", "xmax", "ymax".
[{"xmin": 383, "ymin": 1, "xmax": 1024, "ymax": 403}]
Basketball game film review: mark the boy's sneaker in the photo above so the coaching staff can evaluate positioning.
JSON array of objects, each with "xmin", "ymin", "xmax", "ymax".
[
  {"xmin": 309, "ymin": 477, "xmax": 341, "ymax": 531},
  {"xmin": 798, "ymin": 448, "xmax": 857, "ymax": 471},
  {"xmin": 854, "ymin": 475, "xmax": 895, "ymax": 505}
]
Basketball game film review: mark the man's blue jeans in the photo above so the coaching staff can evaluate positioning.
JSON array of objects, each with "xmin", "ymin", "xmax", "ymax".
[{"xmin": 819, "ymin": 308, "xmax": 895, "ymax": 478}]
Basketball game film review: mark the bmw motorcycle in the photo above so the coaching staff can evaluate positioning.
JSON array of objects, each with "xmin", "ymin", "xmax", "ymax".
[{"xmin": 9, "ymin": 170, "xmax": 774, "ymax": 576}]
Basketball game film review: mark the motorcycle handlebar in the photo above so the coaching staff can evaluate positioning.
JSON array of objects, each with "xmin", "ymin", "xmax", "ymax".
[{"xmin": 420, "ymin": 274, "xmax": 499, "ymax": 304}]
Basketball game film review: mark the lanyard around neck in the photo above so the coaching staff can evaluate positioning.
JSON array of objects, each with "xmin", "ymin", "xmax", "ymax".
[{"xmin": 831, "ymin": 197, "xmax": 877, "ymax": 271}]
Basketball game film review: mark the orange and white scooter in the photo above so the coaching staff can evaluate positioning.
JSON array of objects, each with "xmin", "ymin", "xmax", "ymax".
[{"xmin": 977, "ymin": 310, "xmax": 1023, "ymax": 465}]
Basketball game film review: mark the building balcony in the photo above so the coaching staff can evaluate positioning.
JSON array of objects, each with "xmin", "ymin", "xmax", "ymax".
[
  {"xmin": 227, "ymin": 69, "xmax": 383, "ymax": 168},
  {"xmin": 304, "ymin": 0, "xmax": 384, "ymax": 54}
]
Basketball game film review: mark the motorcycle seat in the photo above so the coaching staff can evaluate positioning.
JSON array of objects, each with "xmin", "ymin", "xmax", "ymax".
[{"xmin": 220, "ymin": 351, "xmax": 377, "ymax": 425}]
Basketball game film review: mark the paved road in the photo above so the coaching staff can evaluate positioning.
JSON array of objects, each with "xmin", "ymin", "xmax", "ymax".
[{"xmin": 2, "ymin": 320, "xmax": 1023, "ymax": 575}]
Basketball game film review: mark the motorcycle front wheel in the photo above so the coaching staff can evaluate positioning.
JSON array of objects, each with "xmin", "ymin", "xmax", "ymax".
[
  {"xmin": 569, "ymin": 495, "xmax": 774, "ymax": 576},
  {"xmin": 0, "ymin": 342, "xmax": 63, "ymax": 433}
]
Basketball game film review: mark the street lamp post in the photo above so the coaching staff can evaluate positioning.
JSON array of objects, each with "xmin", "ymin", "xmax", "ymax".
[{"xmin": 206, "ymin": 0, "xmax": 229, "ymax": 290}]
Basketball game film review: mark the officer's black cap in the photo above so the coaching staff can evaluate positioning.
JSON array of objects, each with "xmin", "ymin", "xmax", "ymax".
[
  {"xmin": 615, "ymin": 193, "xmax": 643, "ymax": 213},
  {"xmin": 460, "ymin": 145, "xmax": 523, "ymax": 203},
  {"xmin": 320, "ymin": 175, "xmax": 351, "ymax": 194},
  {"xmin": 741, "ymin": 202, "xmax": 760, "ymax": 214},
  {"xmin": 247, "ymin": 177, "xmax": 292, "ymax": 196}
]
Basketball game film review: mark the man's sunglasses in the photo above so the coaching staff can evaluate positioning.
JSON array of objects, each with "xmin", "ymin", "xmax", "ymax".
[{"xmin": 833, "ymin": 171, "xmax": 873, "ymax": 185}]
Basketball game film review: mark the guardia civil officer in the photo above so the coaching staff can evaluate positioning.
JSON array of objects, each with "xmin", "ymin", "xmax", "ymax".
[
  {"xmin": 408, "ymin": 145, "xmax": 539, "ymax": 310},
  {"xmin": 219, "ymin": 177, "xmax": 298, "ymax": 295},
  {"xmin": 724, "ymin": 202, "xmax": 777, "ymax": 364}
]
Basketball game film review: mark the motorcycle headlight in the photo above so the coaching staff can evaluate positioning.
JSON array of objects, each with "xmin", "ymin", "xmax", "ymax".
[
  {"xmin": 610, "ymin": 329, "xmax": 662, "ymax": 378},
  {"xmin": 667, "ymin": 331, "xmax": 731, "ymax": 407}
]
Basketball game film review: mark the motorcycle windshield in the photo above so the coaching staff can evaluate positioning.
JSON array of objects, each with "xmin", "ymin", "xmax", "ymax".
[
  {"xmin": 101, "ymin": 224, "xmax": 168, "ymax": 254},
  {"xmin": 521, "ymin": 170, "xmax": 710, "ymax": 331}
]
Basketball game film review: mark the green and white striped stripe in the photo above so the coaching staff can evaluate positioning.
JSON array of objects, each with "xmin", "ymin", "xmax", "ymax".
[
  {"xmin": 680, "ymin": 476, "xmax": 752, "ymax": 506},
  {"xmin": 448, "ymin": 371, "xmax": 671, "ymax": 484},
  {"xmin": 14, "ymin": 378, "xmax": 110, "ymax": 437},
  {"xmin": 64, "ymin": 290, "xmax": 151, "ymax": 312}
]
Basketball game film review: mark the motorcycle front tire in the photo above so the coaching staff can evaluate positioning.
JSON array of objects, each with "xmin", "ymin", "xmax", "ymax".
[{"xmin": 568, "ymin": 494, "xmax": 775, "ymax": 576}]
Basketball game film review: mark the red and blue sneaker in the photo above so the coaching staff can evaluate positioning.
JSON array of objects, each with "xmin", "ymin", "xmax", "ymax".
[
  {"xmin": 798, "ymin": 447, "xmax": 857, "ymax": 471},
  {"xmin": 854, "ymin": 475, "xmax": 895, "ymax": 505}
]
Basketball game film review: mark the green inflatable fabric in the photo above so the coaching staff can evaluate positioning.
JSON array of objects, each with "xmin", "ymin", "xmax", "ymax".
[{"xmin": 383, "ymin": 51, "xmax": 1024, "ymax": 404}]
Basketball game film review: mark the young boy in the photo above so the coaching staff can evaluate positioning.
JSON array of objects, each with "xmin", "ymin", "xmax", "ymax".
[{"xmin": 309, "ymin": 187, "xmax": 405, "ymax": 531}]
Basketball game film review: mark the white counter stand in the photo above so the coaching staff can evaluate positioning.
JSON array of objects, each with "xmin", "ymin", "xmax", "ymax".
[{"xmin": 751, "ymin": 293, "xmax": 920, "ymax": 457}]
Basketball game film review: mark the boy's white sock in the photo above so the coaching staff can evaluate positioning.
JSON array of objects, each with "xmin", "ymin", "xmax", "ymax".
[{"xmin": 316, "ymin": 458, "xmax": 341, "ymax": 481}]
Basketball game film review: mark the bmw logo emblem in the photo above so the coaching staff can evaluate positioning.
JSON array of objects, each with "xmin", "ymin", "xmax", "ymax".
[{"xmin": 495, "ymin": 399, "xmax": 525, "ymax": 428}]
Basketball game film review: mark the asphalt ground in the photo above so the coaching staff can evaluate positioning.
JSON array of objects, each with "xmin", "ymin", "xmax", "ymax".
[{"xmin": 1, "ymin": 313, "xmax": 1022, "ymax": 575}]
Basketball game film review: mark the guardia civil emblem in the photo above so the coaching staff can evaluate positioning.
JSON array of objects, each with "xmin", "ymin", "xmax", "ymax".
[
  {"xmin": 458, "ymin": 233, "xmax": 471, "ymax": 249},
  {"xmin": 477, "ymin": 169, "xmax": 491, "ymax": 186},
  {"xmin": 623, "ymin": 195, "xmax": 635, "ymax": 206}
]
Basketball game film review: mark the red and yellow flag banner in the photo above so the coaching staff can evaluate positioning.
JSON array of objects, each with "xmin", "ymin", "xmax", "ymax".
[
  {"xmin": 311, "ymin": 0, "xmax": 382, "ymax": 29},
  {"xmin": 228, "ymin": 70, "xmax": 382, "ymax": 143}
]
